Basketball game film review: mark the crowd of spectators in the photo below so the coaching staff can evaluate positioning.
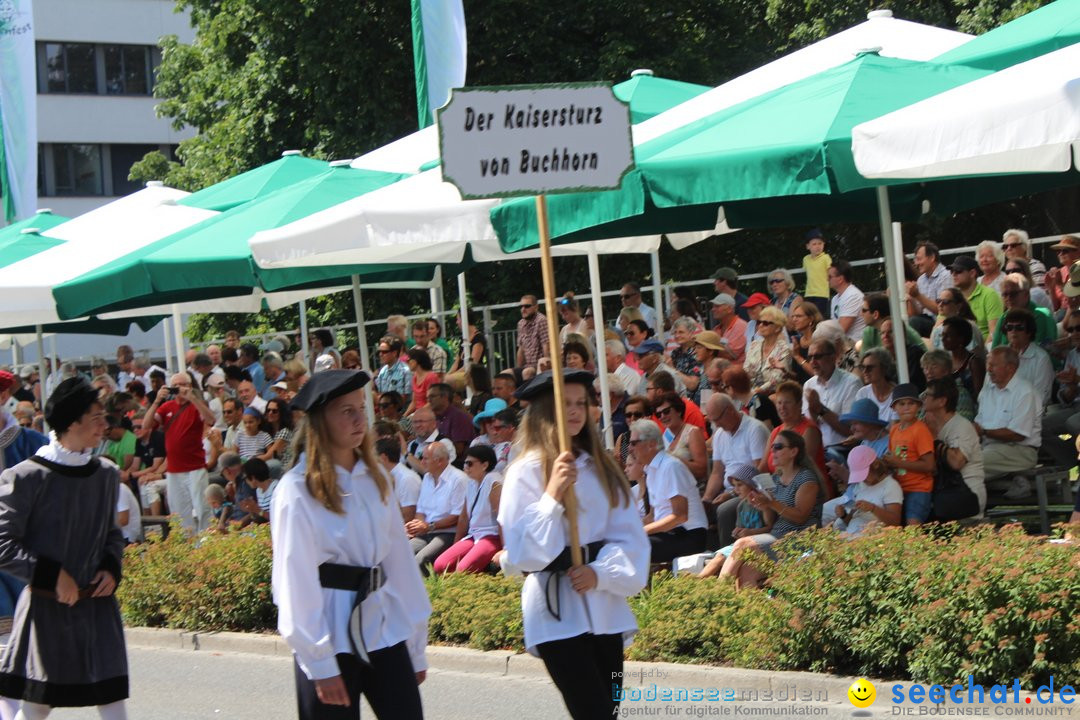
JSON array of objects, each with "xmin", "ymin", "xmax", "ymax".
[{"xmin": 2, "ymin": 225, "xmax": 1079, "ymax": 589}]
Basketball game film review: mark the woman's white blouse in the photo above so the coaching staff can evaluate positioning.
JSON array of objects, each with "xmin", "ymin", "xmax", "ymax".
[
  {"xmin": 497, "ymin": 450, "xmax": 649, "ymax": 656},
  {"xmin": 271, "ymin": 453, "xmax": 431, "ymax": 680},
  {"xmin": 465, "ymin": 471, "xmax": 502, "ymax": 540}
]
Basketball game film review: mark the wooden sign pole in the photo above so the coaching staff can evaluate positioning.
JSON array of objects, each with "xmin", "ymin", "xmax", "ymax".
[{"xmin": 535, "ymin": 194, "xmax": 583, "ymax": 567}]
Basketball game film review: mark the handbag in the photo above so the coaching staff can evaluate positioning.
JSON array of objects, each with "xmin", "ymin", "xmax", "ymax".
[{"xmin": 931, "ymin": 440, "xmax": 980, "ymax": 521}]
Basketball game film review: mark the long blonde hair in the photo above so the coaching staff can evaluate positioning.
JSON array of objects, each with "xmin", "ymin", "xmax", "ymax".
[
  {"xmin": 290, "ymin": 406, "xmax": 390, "ymax": 514},
  {"xmin": 511, "ymin": 390, "xmax": 632, "ymax": 508}
]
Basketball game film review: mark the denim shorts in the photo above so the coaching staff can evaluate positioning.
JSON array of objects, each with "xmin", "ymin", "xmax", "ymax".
[{"xmin": 903, "ymin": 491, "xmax": 932, "ymax": 523}]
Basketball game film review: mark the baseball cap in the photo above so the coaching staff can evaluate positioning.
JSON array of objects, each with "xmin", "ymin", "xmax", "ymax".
[
  {"xmin": 710, "ymin": 293, "xmax": 736, "ymax": 307},
  {"xmin": 847, "ymin": 446, "xmax": 878, "ymax": 485},
  {"xmin": 631, "ymin": 339, "xmax": 665, "ymax": 355},
  {"xmin": 742, "ymin": 292, "xmax": 770, "ymax": 308},
  {"xmin": 710, "ymin": 267, "xmax": 738, "ymax": 283},
  {"xmin": 949, "ymin": 256, "xmax": 978, "ymax": 273}
]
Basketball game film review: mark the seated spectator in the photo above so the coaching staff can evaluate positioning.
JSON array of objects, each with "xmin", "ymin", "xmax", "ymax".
[
  {"xmin": 882, "ymin": 384, "xmax": 936, "ymax": 526},
  {"xmin": 264, "ymin": 398, "xmax": 294, "ymax": 476},
  {"xmin": 340, "ymin": 349, "xmax": 361, "ymax": 371},
  {"xmin": 712, "ymin": 430, "xmax": 825, "ymax": 589},
  {"xmin": 488, "ymin": 408, "xmax": 518, "ymax": 473},
  {"xmin": 907, "ymin": 241, "xmax": 950, "ymax": 337},
  {"xmin": 376, "ymin": 390, "xmax": 412, "ymax": 438},
  {"xmin": 283, "ymin": 358, "xmax": 310, "ymax": 395},
  {"xmin": 769, "ymin": 268, "xmax": 802, "ymax": 320},
  {"xmin": 929, "ymin": 287, "xmax": 986, "ymax": 359},
  {"xmin": 217, "ymin": 452, "xmax": 256, "ymax": 523},
  {"xmin": 1043, "ymin": 311, "xmax": 1080, "ymax": 466},
  {"xmin": 433, "ymin": 445, "xmax": 504, "ymax": 574},
  {"xmin": 722, "ymin": 365, "xmax": 780, "ymax": 430},
  {"xmin": 236, "ymin": 379, "xmax": 267, "ymax": 414},
  {"xmin": 404, "ymin": 406, "xmax": 447, "ymax": 474},
  {"xmin": 236, "ymin": 458, "xmax": 276, "ymax": 526},
  {"xmin": 556, "ymin": 292, "xmax": 590, "ymax": 345},
  {"xmin": 376, "ymin": 437, "xmax": 422, "ymax": 522},
  {"xmin": 763, "ymin": 380, "xmax": 827, "ymax": 481},
  {"xmin": 3, "ymin": 406, "xmax": 47, "ymax": 468},
  {"xmin": 406, "ymin": 442, "xmax": 466, "ymax": 575},
  {"xmin": 309, "ymin": 328, "xmax": 342, "ymax": 371},
  {"xmin": 410, "ymin": 320, "xmax": 447, "ymax": 375},
  {"xmin": 821, "ymin": 406, "xmax": 891, "ymax": 526},
  {"xmin": 616, "ymin": 395, "xmax": 652, "ymax": 470},
  {"xmin": 647, "ymin": 371, "xmax": 705, "ymax": 430},
  {"xmin": 235, "ymin": 407, "xmax": 273, "ymax": 462},
  {"xmin": 102, "ymin": 415, "xmax": 139, "ymax": 484},
  {"xmin": 689, "ymin": 332, "xmax": 726, "ymax": 403},
  {"xmin": 860, "ymin": 292, "xmax": 923, "ymax": 352},
  {"xmin": 951, "ymin": 255, "xmax": 1004, "ymax": 341},
  {"xmin": 116, "ymin": 480, "xmax": 143, "ymax": 544},
  {"xmin": 471, "ymin": 398, "xmax": 508, "ymax": 446},
  {"xmin": 920, "ymin": 350, "xmax": 976, "ymax": 422},
  {"xmin": 375, "ymin": 337, "xmax": 412, "ymax": 402},
  {"xmin": 465, "ymin": 364, "xmax": 494, "ymax": 417},
  {"xmin": 404, "ymin": 348, "xmax": 437, "ymax": 415},
  {"xmin": 492, "ymin": 371, "xmax": 522, "ymax": 415},
  {"xmin": 854, "ymin": 347, "xmax": 897, "ymax": 423},
  {"xmin": 205, "ymin": 483, "xmax": 234, "ymax": 534},
  {"xmin": 1002, "ymin": 308, "xmax": 1054, "ymax": 405},
  {"xmin": 786, "ymin": 300, "xmax": 824, "ymax": 383},
  {"xmin": 605, "ymin": 339, "xmax": 642, "ymax": 397},
  {"xmin": 744, "ymin": 305, "xmax": 790, "ymax": 397},
  {"xmin": 703, "ymin": 393, "xmax": 770, "ymax": 548},
  {"xmin": 922, "ymin": 378, "xmax": 986, "ymax": 517},
  {"xmin": 832, "ymin": 453, "xmax": 902, "ymax": 534},
  {"xmin": 880, "ymin": 318, "xmax": 926, "ymax": 390},
  {"xmin": 428, "ymin": 382, "xmax": 475, "ymax": 465},
  {"xmin": 698, "ymin": 464, "xmax": 776, "ymax": 578},
  {"xmin": 562, "ymin": 339, "xmax": 592, "ymax": 371},
  {"xmin": 802, "ymin": 338, "xmax": 861, "ymax": 449},
  {"xmin": 1002, "ymin": 227, "xmax": 1046, "ymax": 287},
  {"xmin": 708, "ymin": 293, "xmax": 748, "ymax": 364},
  {"xmin": 668, "ymin": 317, "xmax": 704, "ymax": 402},
  {"xmin": 941, "ymin": 317, "xmax": 985, "ymax": 406},
  {"xmin": 975, "ymin": 347, "xmax": 1042, "ymax": 492},
  {"xmin": 654, "ymin": 392, "xmax": 707, "ymax": 488},
  {"xmin": 629, "ymin": 419, "xmax": 708, "ymax": 563},
  {"xmin": 595, "ymin": 374, "xmax": 629, "ymax": 443},
  {"xmin": 992, "ymin": 273, "xmax": 1058, "ymax": 348},
  {"xmin": 634, "ymin": 340, "xmax": 686, "ymax": 397}
]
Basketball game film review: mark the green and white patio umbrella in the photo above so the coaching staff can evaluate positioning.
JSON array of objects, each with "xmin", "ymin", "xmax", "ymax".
[{"xmin": 932, "ymin": 0, "xmax": 1080, "ymax": 71}]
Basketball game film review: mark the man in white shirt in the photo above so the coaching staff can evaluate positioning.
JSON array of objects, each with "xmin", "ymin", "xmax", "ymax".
[
  {"xmin": 376, "ymin": 437, "xmax": 422, "ymax": 522},
  {"xmin": 630, "ymin": 419, "xmax": 707, "ymax": 562},
  {"xmin": 634, "ymin": 341, "xmax": 686, "ymax": 397},
  {"xmin": 605, "ymin": 339, "xmax": 641, "ymax": 393},
  {"xmin": 406, "ymin": 442, "xmax": 466, "ymax": 574},
  {"xmin": 703, "ymin": 393, "xmax": 769, "ymax": 547},
  {"xmin": 975, "ymin": 346, "xmax": 1042, "ymax": 489},
  {"xmin": 236, "ymin": 379, "xmax": 268, "ymax": 415},
  {"xmin": 405, "ymin": 407, "xmax": 448, "ymax": 473},
  {"xmin": 907, "ymin": 241, "xmax": 950, "ymax": 337},
  {"xmin": 803, "ymin": 339, "xmax": 862, "ymax": 447},
  {"xmin": 828, "ymin": 260, "xmax": 865, "ymax": 342}
]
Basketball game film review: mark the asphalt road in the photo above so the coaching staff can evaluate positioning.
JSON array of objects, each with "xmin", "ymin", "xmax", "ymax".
[{"xmin": 42, "ymin": 645, "xmax": 863, "ymax": 720}]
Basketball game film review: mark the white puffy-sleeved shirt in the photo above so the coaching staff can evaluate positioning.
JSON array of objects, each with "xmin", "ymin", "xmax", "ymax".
[
  {"xmin": 497, "ymin": 450, "xmax": 649, "ymax": 656},
  {"xmin": 270, "ymin": 453, "xmax": 431, "ymax": 680}
]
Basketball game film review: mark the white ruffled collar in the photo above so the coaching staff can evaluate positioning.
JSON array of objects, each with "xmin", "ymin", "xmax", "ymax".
[{"xmin": 35, "ymin": 434, "xmax": 94, "ymax": 467}]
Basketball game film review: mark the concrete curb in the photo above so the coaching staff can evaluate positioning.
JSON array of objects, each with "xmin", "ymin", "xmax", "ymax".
[{"xmin": 124, "ymin": 626, "xmax": 867, "ymax": 696}]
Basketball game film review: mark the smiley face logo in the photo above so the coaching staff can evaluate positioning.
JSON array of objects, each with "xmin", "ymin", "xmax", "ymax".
[{"xmin": 848, "ymin": 678, "xmax": 876, "ymax": 708}]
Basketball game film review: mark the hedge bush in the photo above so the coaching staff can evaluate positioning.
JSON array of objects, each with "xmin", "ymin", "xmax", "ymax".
[{"xmin": 118, "ymin": 522, "xmax": 1080, "ymax": 684}]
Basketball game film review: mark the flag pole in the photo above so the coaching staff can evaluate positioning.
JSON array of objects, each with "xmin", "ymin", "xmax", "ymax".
[{"xmin": 535, "ymin": 195, "xmax": 583, "ymax": 567}]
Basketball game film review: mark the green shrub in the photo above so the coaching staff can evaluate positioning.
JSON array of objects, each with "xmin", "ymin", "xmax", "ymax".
[
  {"xmin": 118, "ymin": 523, "xmax": 275, "ymax": 632},
  {"xmin": 117, "ymin": 521, "xmax": 1080, "ymax": 684}
]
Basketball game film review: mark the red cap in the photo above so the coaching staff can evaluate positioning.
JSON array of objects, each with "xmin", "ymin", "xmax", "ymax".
[
  {"xmin": 0, "ymin": 371, "xmax": 14, "ymax": 392},
  {"xmin": 742, "ymin": 292, "xmax": 771, "ymax": 308}
]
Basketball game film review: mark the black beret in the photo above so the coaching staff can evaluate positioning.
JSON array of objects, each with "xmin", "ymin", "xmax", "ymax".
[
  {"xmin": 45, "ymin": 378, "xmax": 100, "ymax": 435},
  {"xmin": 514, "ymin": 369, "xmax": 595, "ymax": 401},
  {"xmin": 290, "ymin": 369, "xmax": 371, "ymax": 413}
]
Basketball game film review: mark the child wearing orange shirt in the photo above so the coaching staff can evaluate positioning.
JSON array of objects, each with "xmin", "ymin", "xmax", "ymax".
[{"xmin": 883, "ymin": 384, "xmax": 936, "ymax": 525}]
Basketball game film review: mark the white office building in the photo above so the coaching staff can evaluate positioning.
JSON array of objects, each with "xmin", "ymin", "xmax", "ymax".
[{"xmin": 33, "ymin": 0, "xmax": 195, "ymax": 217}]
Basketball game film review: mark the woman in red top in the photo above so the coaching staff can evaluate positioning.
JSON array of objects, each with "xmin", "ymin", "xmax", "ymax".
[
  {"xmin": 404, "ymin": 348, "xmax": 439, "ymax": 416},
  {"xmin": 759, "ymin": 381, "xmax": 831, "ymax": 496}
]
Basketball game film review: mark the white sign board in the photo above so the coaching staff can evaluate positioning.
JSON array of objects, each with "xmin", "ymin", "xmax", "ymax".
[{"xmin": 437, "ymin": 83, "xmax": 634, "ymax": 199}]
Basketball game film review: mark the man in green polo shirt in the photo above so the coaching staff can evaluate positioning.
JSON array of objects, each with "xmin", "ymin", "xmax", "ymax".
[
  {"xmin": 951, "ymin": 255, "xmax": 1003, "ymax": 340},
  {"xmin": 991, "ymin": 273, "xmax": 1059, "ymax": 348},
  {"xmin": 103, "ymin": 415, "xmax": 138, "ymax": 482},
  {"xmin": 860, "ymin": 292, "xmax": 924, "ymax": 351}
]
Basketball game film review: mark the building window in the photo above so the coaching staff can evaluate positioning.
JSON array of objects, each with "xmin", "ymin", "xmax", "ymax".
[
  {"xmin": 41, "ymin": 43, "xmax": 97, "ymax": 94},
  {"xmin": 110, "ymin": 144, "xmax": 158, "ymax": 196},
  {"xmin": 52, "ymin": 144, "xmax": 103, "ymax": 196},
  {"xmin": 105, "ymin": 45, "xmax": 152, "ymax": 95}
]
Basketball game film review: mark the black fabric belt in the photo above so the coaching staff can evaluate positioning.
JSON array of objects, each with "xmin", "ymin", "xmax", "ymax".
[
  {"xmin": 536, "ymin": 541, "xmax": 606, "ymax": 622},
  {"xmin": 318, "ymin": 562, "xmax": 386, "ymax": 666}
]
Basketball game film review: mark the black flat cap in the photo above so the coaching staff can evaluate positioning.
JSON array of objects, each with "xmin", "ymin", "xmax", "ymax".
[
  {"xmin": 290, "ymin": 369, "xmax": 370, "ymax": 413},
  {"xmin": 45, "ymin": 378, "xmax": 101, "ymax": 435},
  {"xmin": 514, "ymin": 369, "xmax": 595, "ymax": 401}
]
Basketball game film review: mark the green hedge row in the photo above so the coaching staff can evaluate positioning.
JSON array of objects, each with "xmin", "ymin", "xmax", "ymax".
[{"xmin": 118, "ymin": 523, "xmax": 1080, "ymax": 685}]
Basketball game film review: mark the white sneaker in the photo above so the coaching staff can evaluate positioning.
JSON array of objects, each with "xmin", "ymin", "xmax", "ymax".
[{"xmin": 1003, "ymin": 476, "xmax": 1032, "ymax": 500}]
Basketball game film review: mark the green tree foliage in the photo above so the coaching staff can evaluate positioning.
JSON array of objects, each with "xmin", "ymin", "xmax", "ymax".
[{"xmin": 130, "ymin": 0, "xmax": 1075, "ymax": 345}]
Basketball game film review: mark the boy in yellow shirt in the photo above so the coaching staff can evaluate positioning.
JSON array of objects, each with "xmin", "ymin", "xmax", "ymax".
[{"xmin": 802, "ymin": 228, "xmax": 832, "ymax": 317}]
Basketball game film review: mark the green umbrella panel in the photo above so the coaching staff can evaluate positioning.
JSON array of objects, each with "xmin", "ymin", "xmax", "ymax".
[
  {"xmin": 52, "ymin": 164, "xmax": 437, "ymax": 319},
  {"xmin": 933, "ymin": 0, "xmax": 1080, "ymax": 71},
  {"xmin": 0, "ymin": 211, "xmax": 67, "ymax": 265},
  {"xmin": 179, "ymin": 153, "xmax": 330, "ymax": 212},
  {"xmin": 492, "ymin": 53, "xmax": 1075, "ymax": 251},
  {"xmin": 612, "ymin": 73, "xmax": 710, "ymax": 125}
]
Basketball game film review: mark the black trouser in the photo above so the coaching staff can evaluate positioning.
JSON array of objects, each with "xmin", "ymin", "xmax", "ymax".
[
  {"xmin": 536, "ymin": 632, "xmax": 624, "ymax": 720},
  {"xmin": 649, "ymin": 527, "xmax": 707, "ymax": 563},
  {"xmin": 294, "ymin": 643, "xmax": 422, "ymax": 720}
]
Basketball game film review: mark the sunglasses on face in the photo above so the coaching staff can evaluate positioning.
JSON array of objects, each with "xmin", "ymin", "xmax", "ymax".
[
  {"xmin": 807, "ymin": 352, "xmax": 834, "ymax": 361},
  {"xmin": 757, "ymin": 320, "xmax": 776, "ymax": 328},
  {"xmin": 771, "ymin": 443, "xmax": 790, "ymax": 452},
  {"xmin": 378, "ymin": 348, "xmax": 393, "ymax": 354},
  {"xmin": 656, "ymin": 407, "xmax": 673, "ymax": 417},
  {"xmin": 939, "ymin": 298, "xmax": 956, "ymax": 305},
  {"xmin": 769, "ymin": 278, "xmax": 785, "ymax": 284},
  {"xmin": 1002, "ymin": 242, "xmax": 1023, "ymax": 250},
  {"xmin": 519, "ymin": 303, "xmax": 535, "ymax": 310},
  {"xmin": 463, "ymin": 459, "xmax": 479, "ymax": 467},
  {"xmin": 1004, "ymin": 323, "xmax": 1028, "ymax": 332},
  {"xmin": 626, "ymin": 411, "xmax": 645, "ymax": 419},
  {"xmin": 621, "ymin": 293, "xmax": 639, "ymax": 300},
  {"xmin": 860, "ymin": 364, "xmax": 878, "ymax": 371}
]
